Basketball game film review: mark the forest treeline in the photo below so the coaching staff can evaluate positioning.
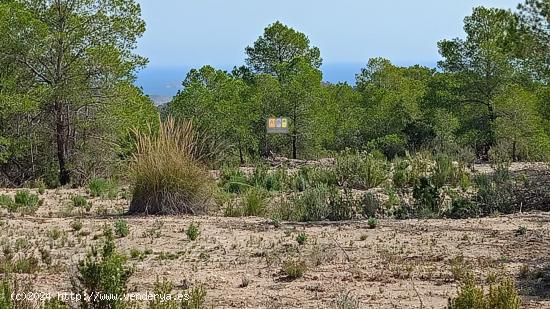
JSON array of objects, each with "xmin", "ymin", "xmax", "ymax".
[{"xmin": 1, "ymin": 0, "xmax": 550, "ymax": 187}]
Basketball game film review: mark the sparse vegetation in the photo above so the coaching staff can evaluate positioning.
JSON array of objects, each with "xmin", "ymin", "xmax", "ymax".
[{"xmin": 186, "ymin": 222, "xmax": 200, "ymax": 241}]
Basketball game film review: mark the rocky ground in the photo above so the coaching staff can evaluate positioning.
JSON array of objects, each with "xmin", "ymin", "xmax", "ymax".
[{"xmin": 0, "ymin": 186, "xmax": 549, "ymax": 308}]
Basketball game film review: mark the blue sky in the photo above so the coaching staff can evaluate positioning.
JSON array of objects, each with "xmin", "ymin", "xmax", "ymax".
[{"xmin": 135, "ymin": 0, "xmax": 519, "ymax": 96}]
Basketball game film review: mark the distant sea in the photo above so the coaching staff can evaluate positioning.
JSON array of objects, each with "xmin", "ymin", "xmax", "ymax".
[{"xmin": 136, "ymin": 62, "xmax": 436, "ymax": 105}]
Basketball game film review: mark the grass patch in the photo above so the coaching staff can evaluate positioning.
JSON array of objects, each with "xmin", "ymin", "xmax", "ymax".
[{"xmin": 129, "ymin": 117, "xmax": 216, "ymax": 215}]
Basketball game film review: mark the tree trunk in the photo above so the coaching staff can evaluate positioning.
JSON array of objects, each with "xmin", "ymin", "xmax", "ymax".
[
  {"xmin": 238, "ymin": 139, "xmax": 245, "ymax": 165},
  {"xmin": 55, "ymin": 101, "xmax": 70, "ymax": 185}
]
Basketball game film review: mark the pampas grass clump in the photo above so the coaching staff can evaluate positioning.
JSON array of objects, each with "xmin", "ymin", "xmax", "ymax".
[{"xmin": 129, "ymin": 117, "xmax": 215, "ymax": 215}]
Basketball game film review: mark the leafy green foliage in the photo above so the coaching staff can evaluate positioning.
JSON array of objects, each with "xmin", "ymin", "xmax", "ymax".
[
  {"xmin": 114, "ymin": 219, "xmax": 130, "ymax": 238},
  {"xmin": 88, "ymin": 179, "xmax": 117, "ymax": 199},
  {"xmin": 186, "ymin": 223, "xmax": 200, "ymax": 241},
  {"xmin": 335, "ymin": 152, "xmax": 388, "ymax": 190},
  {"xmin": 72, "ymin": 228, "xmax": 132, "ymax": 309}
]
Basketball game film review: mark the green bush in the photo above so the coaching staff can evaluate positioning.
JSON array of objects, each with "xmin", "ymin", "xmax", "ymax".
[
  {"xmin": 219, "ymin": 166, "xmax": 249, "ymax": 193},
  {"xmin": 335, "ymin": 152, "xmax": 388, "ymax": 190},
  {"xmin": 14, "ymin": 190, "xmax": 39, "ymax": 207},
  {"xmin": 129, "ymin": 118, "xmax": 216, "ymax": 215},
  {"xmin": 71, "ymin": 195, "xmax": 88, "ymax": 207},
  {"xmin": 72, "ymin": 228, "xmax": 132, "ymax": 309},
  {"xmin": 186, "ymin": 223, "xmax": 200, "ymax": 241},
  {"xmin": 296, "ymin": 232, "xmax": 308, "ymax": 245},
  {"xmin": 114, "ymin": 219, "xmax": 130, "ymax": 238},
  {"xmin": 448, "ymin": 275, "xmax": 520, "ymax": 309},
  {"xmin": 412, "ymin": 177, "xmax": 441, "ymax": 218},
  {"xmin": 282, "ymin": 259, "xmax": 307, "ymax": 279},
  {"xmin": 448, "ymin": 196, "xmax": 480, "ymax": 219},
  {"xmin": 291, "ymin": 184, "xmax": 332, "ymax": 222},
  {"xmin": 181, "ymin": 285, "xmax": 208, "ymax": 309},
  {"xmin": 0, "ymin": 195, "xmax": 14, "ymax": 208},
  {"xmin": 327, "ymin": 189, "xmax": 355, "ymax": 221},
  {"xmin": 367, "ymin": 217, "xmax": 379, "ymax": 229},
  {"xmin": 359, "ymin": 192, "xmax": 381, "ymax": 218},
  {"xmin": 367, "ymin": 134, "xmax": 407, "ymax": 159},
  {"xmin": 89, "ymin": 178, "xmax": 117, "ymax": 198},
  {"xmin": 241, "ymin": 187, "xmax": 268, "ymax": 216}
]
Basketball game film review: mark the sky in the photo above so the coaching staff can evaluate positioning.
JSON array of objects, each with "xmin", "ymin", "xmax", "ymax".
[{"xmin": 134, "ymin": 0, "xmax": 520, "ymax": 97}]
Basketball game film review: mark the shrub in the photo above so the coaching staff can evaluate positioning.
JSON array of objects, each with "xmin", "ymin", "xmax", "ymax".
[
  {"xmin": 448, "ymin": 196, "xmax": 480, "ymax": 219},
  {"xmin": 448, "ymin": 275, "xmax": 520, "ymax": 309},
  {"xmin": 0, "ymin": 194, "xmax": 14, "ymax": 208},
  {"xmin": 334, "ymin": 290, "xmax": 360, "ymax": 309},
  {"xmin": 282, "ymin": 259, "xmax": 307, "ymax": 279},
  {"xmin": 412, "ymin": 177, "xmax": 441, "ymax": 218},
  {"xmin": 14, "ymin": 190, "xmax": 39, "ymax": 208},
  {"xmin": 367, "ymin": 134, "xmax": 407, "ymax": 159},
  {"xmin": 392, "ymin": 158, "xmax": 410, "ymax": 188},
  {"xmin": 432, "ymin": 155, "xmax": 461, "ymax": 187},
  {"xmin": 359, "ymin": 192, "xmax": 381, "ymax": 218},
  {"xmin": 186, "ymin": 223, "xmax": 200, "ymax": 241},
  {"xmin": 219, "ymin": 166, "xmax": 249, "ymax": 193},
  {"xmin": 71, "ymin": 195, "xmax": 88, "ymax": 207},
  {"xmin": 367, "ymin": 217, "xmax": 379, "ymax": 229},
  {"xmin": 262, "ymin": 167, "xmax": 290, "ymax": 192},
  {"xmin": 296, "ymin": 232, "xmax": 308, "ymax": 245},
  {"xmin": 72, "ymin": 228, "xmax": 132, "ymax": 309},
  {"xmin": 292, "ymin": 184, "xmax": 332, "ymax": 222},
  {"xmin": 181, "ymin": 285, "xmax": 208, "ymax": 309},
  {"xmin": 114, "ymin": 219, "xmax": 130, "ymax": 238},
  {"xmin": 335, "ymin": 152, "xmax": 388, "ymax": 190},
  {"xmin": 327, "ymin": 189, "xmax": 355, "ymax": 221},
  {"xmin": 241, "ymin": 187, "xmax": 268, "ymax": 216},
  {"xmin": 129, "ymin": 118, "xmax": 216, "ymax": 215},
  {"xmin": 88, "ymin": 178, "xmax": 117, "ymax": 198},
  {"xmin": 148, "ymin": 277, "xmax": 179, "ymax": 309},
  {"xmin": 71, "ymin": 220, "xmax": 83, "ymax": 232}
]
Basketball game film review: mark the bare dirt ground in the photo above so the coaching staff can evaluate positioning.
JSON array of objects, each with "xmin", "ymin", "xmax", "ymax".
[{"xmin": 1, "ymin": 187, "xmax": 549, "ymax": 308}]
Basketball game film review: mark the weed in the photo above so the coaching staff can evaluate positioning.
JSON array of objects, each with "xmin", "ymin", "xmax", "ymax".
[
  {"xmin": 88, "ymin": 178, "xmax": 117, "ymax": 198},
  {"xmin": 367, "ymin": 217, "xmax": 379, "ymax": 229},
  {"xmin": 114, "ymin": 219, "xmax": 130, "ymax": 238},
  {"xmin": 241, "ymin": 187, "xmax": 268, "ymax": 216},
  {"xmin": 296, "ymin": 232, "xmax": 308, "ymax": 245},
  {"xmin": 181, "ymin": 285, "xmax": 208, "ymax": 309},
  {"xmin": 72, "ymin": 228, "xmax": 132, "ymax": 309},
  {"xmin": 186, "ymin": 223, "xmax": 200, "ymax": 241},
  {"xmin": 71, "ymin": 220, "xmax": 83, "ymax": 232},
  {"xmin": 515, "ymin": 226, "xmax": 527, "ymax": 236},
  {"xmin": 282, "ymin": 259, "xmax": 307, "ymax": 279},
  {"xmin": 71, "ymin": 195, "xmax": 88, "ymax": 207}
]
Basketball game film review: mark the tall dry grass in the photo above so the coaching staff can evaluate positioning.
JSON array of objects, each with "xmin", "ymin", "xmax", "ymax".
[{"xmin": 128, "ymin": 117, "xmax": 216, "ymax": 215}]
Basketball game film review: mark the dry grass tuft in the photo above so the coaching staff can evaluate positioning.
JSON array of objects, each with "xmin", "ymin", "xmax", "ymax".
[{"xmin": 129, "ymin": 117, "xmax": 216, "ymax": 215}]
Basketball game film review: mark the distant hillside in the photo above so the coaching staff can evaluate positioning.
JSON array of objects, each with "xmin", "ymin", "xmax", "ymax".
[{"xmin": 149, "ymin": 95, "xmax": 172, "ymax": 106}]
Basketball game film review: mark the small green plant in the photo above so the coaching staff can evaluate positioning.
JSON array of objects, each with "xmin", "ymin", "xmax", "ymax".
[
  {"xmin": 48, "ymin": 227, "xmax": 62, "ymax": 240},
  {"xmin": 448, "ymin": 275, "xmax": 520, "ymax": 309},
  {"xmin": 181, "ymin": 285, "xmax": 208, "ymax": 309},
  {"xmin": 72, "ymin": 228, "xmax": 132, "ymax": 309},
  {"xmin": 282, "ymin": 259, "xmax": 307, "ymax": 279},
  {"xmin": 186, "ymin": 223, "xmax": 200, "ymax": 241},
  {"xmin": 114, "ymin": 219, "xmax": 130, "ymax": 238},
  {"xmin": 14, "ymin": 190, "xmax": 39, "ymax": 208},
  {"xmin": 71, "ymin": 220, "xmax": 83, "ymax": 232},
  {"xmin": 88, "ymin": 178, "xmax": 118, "ymax": 198},
  {"xmin": 515, "ymin": 225, "xmax": 527, "ymax": 236},
  {"xmin": 335, "ymin": 152, "xmax": 388, "ymax": 190},
  {"xmin": 71, "ymin": 195, "xmax": 88, "ymax": 207},
  {"xmin": 241, "ymin": 187, "xmax": 268, "ymax": 217},
  {"xmin": 367, "ymin": 217, "xmax": 379, "ymax": 229},
  {"xmin": 0, "ymin": 195, "xmax": 14, "ymax": 208},
  {"xmin": 296, "ymin": 232, "xmax": 308, "ymax": 245},
  {"xmin": 148, "ymin": 277, "xmax": 179, "ymax": 309}
]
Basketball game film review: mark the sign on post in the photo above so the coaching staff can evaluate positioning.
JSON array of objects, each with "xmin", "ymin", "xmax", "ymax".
[{"xmin": 267, "ymin": 117, "xmax": 289, "ymax": 134}]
